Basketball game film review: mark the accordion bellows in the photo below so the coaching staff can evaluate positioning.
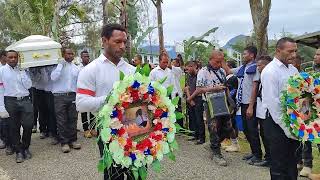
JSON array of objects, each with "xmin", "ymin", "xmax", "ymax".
[{"xmin": 6, "ymin": 35, "xmax": 62, "ymax": 68}]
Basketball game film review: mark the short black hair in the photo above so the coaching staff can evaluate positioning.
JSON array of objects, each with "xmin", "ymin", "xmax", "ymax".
[
  {"xmin": 101, "ymin": 24, "xmax": 126, "ymax": 39},
  {"xmin": 244, "ymin": 46, "xmax": 257, "ymax": 59},
  {"xmin": 276, "ymin": 37, "xmax": 296, "ymax": 49},
  {"xmin": 136, "ymin": 109, "xmax": 142, "ymax": 116},
  {"xmin": 81, "ymin": 50, "xmax": 89, "ymax": 55},
  {"xmin": 257, "ymin": 55, "xmax": 272, "ymax": 65},
  {"xmin": 6, "ymin": 49, "xmax": 18, "ymax": 56},
  {"xmin": 62, "ymin": 47, "xmax": 73, "ymax": 55},
  {"xmin": 135, "ymin": 54, "xmax": 142, "ymax": 61},
  {"xmin": 0, "ymin": 50, "xmax": 6, "ymax": 57},
  {"xmin": 226, "ymin": 60, "xmax": 237, "ymax": 68}
]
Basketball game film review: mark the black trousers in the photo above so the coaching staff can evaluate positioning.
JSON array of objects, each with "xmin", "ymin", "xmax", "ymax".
[
  {"xmin": 98, "ymin": 139, "xmax": 140, "ymax": 180},
  {"xmin": 4, "ymin": 96, "xmax": 33, "ymax": 153},
  {"xmin": 46, "ymin": 92, "xmax": 58, "ymax": 138},
  {"xmin": 241, "ymin": 104, "xmax": 262, "ymax": 158},
  {"xmin": 265, "ymin": 113, "xmax": 300, "ymax": 180},
  {"xmin": 297, "ymin": 141, "xmax": 313, "ymax": 168},
  {"xmin": 30, "ymin": 87, "xmax": 39, "ymax": 128},
  {"xmin": 257, "ymin": 118, "xmax": 271, "ymax": 161},
  {"xmin": 81, "ymin": 112, "xmax": 95, "ymax": 131},
  {"xmin": 187, "ymin": 97, "xmax": 205, "ymax": 141},
  {"xmin": 0, "ymin": 118, "xmax": 10, "ymax": 146},
  {"xmin": 33, "ymin": 89, "xmax": 49, "ymax": 133},
  {"xmin": 54, "ymin": 93, "xmax": 77, "ymax": 144}
]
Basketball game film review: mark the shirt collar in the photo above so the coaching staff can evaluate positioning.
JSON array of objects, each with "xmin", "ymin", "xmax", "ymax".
[
  {"xmin": 274, "ymin": 57, "xmax": 291, "ymax": 69},
  {"xmin": 155, "ymin": 65, "xmax": 168, "ymax": 71},
  {"xmin": 97, "ymin": 53, "xmax": 126, "ymax": 67}
]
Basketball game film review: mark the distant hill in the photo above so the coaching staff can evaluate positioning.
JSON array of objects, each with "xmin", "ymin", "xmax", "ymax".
[{"xmin": 223, "ymin": 35, "xmax": 249, "ymax": 49}]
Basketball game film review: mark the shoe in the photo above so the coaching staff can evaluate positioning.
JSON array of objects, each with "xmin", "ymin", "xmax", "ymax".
[
  {"xmin": 83, "ymin": 130, "xmax": 92, "ymax": 138},
  {"xmin": 24, "ymin": 149, "xmax": 32, "ymax": 160},
  {"xmin": 297, "ymin": 163, "xmax": 303, "ymax": 170},
  {"xmin": 242, "ymin": 154, "xmax": 254, "ymax": 160},
  {"xmin": 188, "ymin": 137, "xmax": 198, "ymax": 141},
  {"xmin": 225, "ymin": 144, "xmax": 240, "ymax": 152},
  {"xmin": 90, "ymin": 130, "xmax": 98, "ymax": 137},
  {"xmin": 195, "ymin": 140, "xmax": 205, "ymax": 145},
  {"xmin": 5, "ymin": 146, "xmax": 14, "ymax": 155},
  {"xmin": 61, "ymin": 144, "xmax": 71, "ymax": 153},
  {"xmin": 254, "ymin": 160, "xmax": 270, "ymax": 167},
  {"xmin": 247, "ymin": 156, "xmax": 262, "ymax": 165},
  {"xmin": 32, "ymin": 126, "xmax": 37, "ymax": 133},
  {"xmin": 16, "ymin": 152, "xmax": 24, "ymax": 163},
  {"xmin": 221, "ymin": 139, "xmax": 231, "ymax": 150},
  {"xmin": 70, "ymin": 142, "xmax": 81, "ymax": 150},
  {"xmin": 50, "ymin": 138, "xmax": 59, "ymax": 145},
  {"xmin": 212, "ymin": 154, "xmax": 227, "ymax": 167},
  {"xmin": 39, "ymin": 132, "xmax": 48, "ymax": 139},
  {"xmin": 300, "ymin": 167, "xmax": 312, "ymax": 177},
  {"xmin": 0, "ymin": 139, "xmax": 5, "ymax": 149}
]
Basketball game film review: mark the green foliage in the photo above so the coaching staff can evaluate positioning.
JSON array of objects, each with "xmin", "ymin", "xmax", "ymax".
[
  {"xmin": 169, "ymin": 139, "xmax": 179, "ymax": 150},
  {"xmin": 120, "ymin": 71, "xmax": 125, "ymax": 80},
  {"xmin": 171, "ymin": 97, "xmax": 180, "ymax": 106},
  {"xmin": 166, "ymin": 85, "xmax": 174, "ymax": 96},
  {"xmin": 158, "ymin": 76, "xmax": 167, "ymax": 85},
  {"xmin": 138, "ymin": 166, "xmax": 147, "ymax": 180},
  {"xmin": 152, "ymin": 160, "xmax": 161, "ymax": 173},
  {"xmin": 175, "ymin": 112, "xmax": 184, "ymax": 120},
  {"xmin": 168, "ymin": 151, "xmax": 176, "ymax": 161}
]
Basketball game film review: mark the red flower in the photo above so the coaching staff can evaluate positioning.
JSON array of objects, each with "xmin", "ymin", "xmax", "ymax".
[
  {"xmin": 131, "ymin": 90, "xmax": 140, "ymax": 102},
  {"xmin": 125, "ymin": 138, "xmax": 133, "ymax": 150},
  {"xmin": 154, "ymin": 109, "xmax": 163, "ymax": 118},
  {"xmin": 136, "ymin": 143, "xmax": 146, "ymax": 151},
  {"xmin": 143, "ymin": 93, "xmax": 149, "ymax": 100},
  {"xmin": 122, "ymin": 102, "xmax": 130, "ymax": 108},
  {"xmin": 117, "ymin": 110, "xmax": 123, "ymax": 121},
  {"xmin": 150, "ymin": 133, "xmax": 163, "ymax": 141},
  {"xmin": 306, "ymin": 128, "xmax": 313, "ymax": 134},
  {"xmin": 151, "ymin": 96, "xmax": 158, "ymax": 103},
  {"xmin": 136, "ymin": 139, "xmax": 153, "ymax": 152},
  {"xmin": 124, "ymin": 151, "xmax": 130, "ymax": 156},
  {"xmin": 118, "ymin": 127, "xmax": 126, "ymax": 136},
  {"xmin": 154, "ymin": 123, "xmax": 162, "ymax": 131},
  {"xmin": 300, "ymin": 124, "xmax": 306, "ymax": 131}
]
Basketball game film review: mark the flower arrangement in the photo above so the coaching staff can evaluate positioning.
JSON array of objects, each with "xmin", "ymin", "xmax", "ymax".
[
  {"xmin": 96, "ymin": 66, "xmax": 182, "ymax": 179},
  {"xmin": 281, "ymin": 72, "xmax": 320, "ymax": 144}
]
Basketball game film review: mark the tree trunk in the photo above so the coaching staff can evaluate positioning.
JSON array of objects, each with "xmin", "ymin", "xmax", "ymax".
[
  {"xmin": 249, "ymin": 0, "xmax": 271, "ymax": 56},
  {"xmin": 52, "ymin": 0, "xmax": 62, "ymax": 42},
  {"xmin": 156, "ymin": 0, "xmax": 164, "ymax": 54},
  {"xmin": 120, "ymin": 0, "xmax": 132, "ymax": 62},
  {"xmin": 102, "ymin": 0, "xmax": 108, "ymax": 25}
]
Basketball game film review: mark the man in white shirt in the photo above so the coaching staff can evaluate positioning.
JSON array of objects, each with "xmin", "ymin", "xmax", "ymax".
[
  {"xmin": 51, "ymin": 48, "xmax": 81, "ymax": 153},
  {"xmin": 76, "ymin": 24, "xmax": 135, "ymax": 180},
  {"xmin": 0, "ymin": 50, "xmax": 33, "ymax": 163},
  {"xmin": 261, "ymin": 37, "xmax": 300, "ymax": 179},
  {"xmin": 149, "ymin": 53, "xmax": 174, "ymax": 89},
  {"xmin": 0, "ymin": 50, "xmax": 6, "ymax": 149}
]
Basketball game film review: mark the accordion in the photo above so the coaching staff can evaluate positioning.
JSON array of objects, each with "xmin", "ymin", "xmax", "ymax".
[{"xmin": 205, "ymin": 91, "xmax": 233, "ymax": 118}]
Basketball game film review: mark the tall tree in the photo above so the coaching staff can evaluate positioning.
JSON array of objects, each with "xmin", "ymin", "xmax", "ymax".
[
  {"xmin": 102, "ymin": 0, "xmax": 108, "ymax": 25},
  {"xmin": 151, "ymin": 0, "xmax": 164, "ymax": 53},
  {"xmin": 249, "ymin": 0, "xmax": 271, "ymax": 56}
]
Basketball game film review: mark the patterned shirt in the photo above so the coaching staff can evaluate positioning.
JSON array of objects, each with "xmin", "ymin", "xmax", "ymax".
[{"xmin": 196, "ymin": 66, "xmax": 226, "ymax": 88}]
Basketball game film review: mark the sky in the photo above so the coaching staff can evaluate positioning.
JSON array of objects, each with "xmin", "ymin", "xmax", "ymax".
[{"xmin": 156, "ymin": 0, "xmax": 320, "ymax": 46}]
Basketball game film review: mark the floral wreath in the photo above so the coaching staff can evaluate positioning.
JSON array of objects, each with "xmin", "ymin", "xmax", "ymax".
[
  {"xmin": 281, "ymin": 72, "xmax": 320, "ymax": 144},
  {"xmin": 96, "ymin": 66, "xmax": 182, "ymax": 179}
]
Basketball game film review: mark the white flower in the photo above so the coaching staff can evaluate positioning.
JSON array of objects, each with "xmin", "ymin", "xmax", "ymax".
[
  {"xmin": 146, "ymin": 155, "xmax": 154, "ymax": 165},
  {"xmin": 167, "ymin": 132, "xmax": 175, "ymax": 143},
  {"xmin": 121, "ymin": 156, "xmax": 132, "ymax": 168},
  {"xmin": 156, "ymin": 151, "xmax": 163, "ymax": 161},
  {"xmin": 148, "ymin": 105, "xmax": 156, "ymax": 111},
  {"xmin": 110, "ymin": 119, "xmax": 123, "ymax": 129},
  {"xmin": 161, "ymin": 142, "xmax": 170, "ymax": 155},
  {"xmin": 134, "ymin": 159, "xmax": 143, "ymax": 168}
]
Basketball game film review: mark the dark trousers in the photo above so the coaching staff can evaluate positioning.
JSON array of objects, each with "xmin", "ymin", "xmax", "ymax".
[
  {"xmin": 0, "ymin": 118, "xmax": 10, "ymax": 146},
  {"xmin": 4, "ymin": 96, "xmax": 33, "ymax": 153},
  {"xmin": 187, "ymin": 97, "xmax": 205, "ymax": 141},
  {"xmin": 81, "ymin": 112, "xmax": 94, "ymax": 131},
  {"xmin": 33, "ymin": 89, "xmax": 49, "ymax": 133},
  {"xmin": 54, "ymin": 93, "xmax": 77, "ymax": 145},
  {"xmin": 98, "ymin": 139, "xmax": 139, "ymax": 180},
  {"xmin": 30, "ymin": 87, "xmax": 39, "ymax": 128},
  {"xmin": 297, "ymin": 141, "xmax": 313, "ymax": 168},
  {"xmin": 205, "ymin": 102, "xmax": 233, "ymax": 154},
  {"xmin": 46, "ymin": 92, "xmax": 58, "ymax": 138},
  {"xmin": 241, "ymin": 104, "xmax": 262, "ymax": 158},
  {"xmin": 257, "ymin": 118, "xmax": 271, "ymax": 161},
  {"xmin": 265, "ymin": 113, "xmax": 300, "ymax": 180}
]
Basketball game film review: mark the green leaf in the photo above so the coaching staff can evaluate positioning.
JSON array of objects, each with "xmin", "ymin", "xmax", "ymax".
[
  {"xmin": 168, "ymin": 151, "xmax": 176, "ymax": 161},
  {"xmin": 175, "ymin": 112, "xmax": 184, "ymax": 120},
  {"xmin": 97, "ymin": 159, "xmax": 106, "ymax": 173},
  {"xmin": 135, "ymin": 65, "xmax": 141, "ymax": 73},
  {"xmin": 158, "ymin": 76, "xmax": 167, "ymax": 84},
  {"xmin": 152, "ymin": 160, "xmax": 161, "ymax": 173},
  {"xmin": 138, "ymin": 166, "xmax": 147, "ymax": 180},
  {"xmin": 167, "ymin": 85, "xmax": 174, "ymax": 96},
  {"xmin": 142, "ymin": 63, "xmax": 151, "ymax": 76},
  {"xmin": 120, "ymin": 71, "xmax": 125, "ymax": 80},
  {"xmin": 132, "ymin": 169, "xmax": 139, "ymax": 180},
  {"xmin": 169, "ymin": 139, "xmax": 179, "ymax": 150},
  {"xmin": 179, "ymin": 75, "xmax": 186, "ymax": 89},
  {"xmin": 171, "ymin": 97, "xmax": 180, "ymax": 106},
  {"xmin": 175, "ymin": 123, "xmax": 182, "ymax": 132},
  {"xmin": 104, "ymin": 150, "xmax": 113, "ymax": 169},
  {"xmin": 314, "ymin": 138, "xmax": 320, "ymax": 144}
]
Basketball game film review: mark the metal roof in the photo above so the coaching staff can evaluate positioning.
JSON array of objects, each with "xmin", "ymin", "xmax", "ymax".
[{"xmin": 295, "ymin": 31, "xmax": 320, "ymax": 48}]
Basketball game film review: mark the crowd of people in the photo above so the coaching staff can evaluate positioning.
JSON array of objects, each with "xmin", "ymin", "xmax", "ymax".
[{"xmin": 0, "ymin": 23, "xmax": 320, "ymax": 180}]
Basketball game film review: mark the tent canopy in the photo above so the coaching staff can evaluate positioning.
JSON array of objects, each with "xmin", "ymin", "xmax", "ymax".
[{"xmin": 295, "ymin": 31, "xmax": 320, "ymax": 49}]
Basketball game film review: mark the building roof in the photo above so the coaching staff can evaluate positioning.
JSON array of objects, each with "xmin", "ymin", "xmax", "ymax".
[{"xmin": 295, "ymin": 31, "xmax": 320, "ymax": 48}]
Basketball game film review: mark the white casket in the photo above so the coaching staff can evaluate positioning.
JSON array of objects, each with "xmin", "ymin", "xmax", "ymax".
[{"xmin": 5, "ymin": 35, "xmax": 62, "ymax": 68}]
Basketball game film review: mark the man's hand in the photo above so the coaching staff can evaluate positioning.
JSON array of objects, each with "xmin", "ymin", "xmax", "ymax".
[
  {"xmin": 189, "ymin": 100, "xmax": 196, "ymax": 107},
  {"xmin": 246, "ymin": 105, "xmax": 254, "ymax": 119},
  {"xmin": 0, "ymin": 111, "xmax": 10, "ymax": 118},
  {"xmin": 215, "ymin": 84, "xmax": 226, "ymax": 92}
]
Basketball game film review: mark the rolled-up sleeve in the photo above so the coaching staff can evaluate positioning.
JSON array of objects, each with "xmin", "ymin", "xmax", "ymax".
[{"xmin": 76, "ymin": 66, "xmax": 106, "ymax": 113}]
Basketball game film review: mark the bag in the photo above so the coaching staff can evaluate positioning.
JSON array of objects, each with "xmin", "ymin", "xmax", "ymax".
[{"xmin": 205, "ymin": 91, "xmax": 231, "ymax": 118}]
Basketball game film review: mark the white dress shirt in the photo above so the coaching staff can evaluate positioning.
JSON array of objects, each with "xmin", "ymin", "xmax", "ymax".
[
  {"xmin": 76, "ymin": 54, "xmax": 136, "ymax": 113},
  {"xmin": 261, "ymin": 57, "xmax": 299, "ymax": 139},
  {"xmin": 171, "ymin": 66, "xmax": 184, "ymax": 98},
  {"xmin": 51, "ymin": 60, "xmax": 80, "ymax": 93},
  {"xmin": 0, "ymin": 64, "xmax": 32, "ymax": 112},
  {"xmin": 149, "ymin": 66, "xmax": 174, "ymax": 89}
]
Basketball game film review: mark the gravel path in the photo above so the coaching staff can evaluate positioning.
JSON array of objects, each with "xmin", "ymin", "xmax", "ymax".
[{"xmin": 0, "ymin": 132, "xmax": 275, "ymax": 180}]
